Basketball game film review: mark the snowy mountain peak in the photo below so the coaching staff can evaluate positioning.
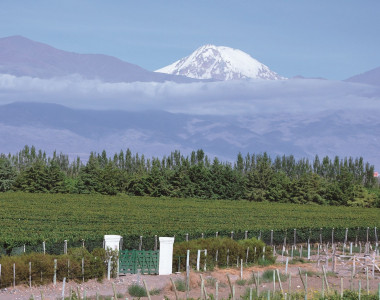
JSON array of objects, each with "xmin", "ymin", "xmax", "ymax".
[{"xmin": 155, "ymin": 44, "xmax": 285, "ymax": 81}]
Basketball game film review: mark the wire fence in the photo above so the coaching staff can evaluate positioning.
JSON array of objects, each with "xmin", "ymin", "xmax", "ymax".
[{"xmin": 0, "ymin": 226, "xmax": 378, "ymax": 257}]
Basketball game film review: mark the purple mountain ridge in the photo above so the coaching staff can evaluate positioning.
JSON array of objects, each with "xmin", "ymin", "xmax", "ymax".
[
  {"xmin": 0, "ymin": 36, "xmax": 196, "ymax": 83},
  {"xmin": 345, "ymin": 66, "xmax": 380, "ymax": 86}
]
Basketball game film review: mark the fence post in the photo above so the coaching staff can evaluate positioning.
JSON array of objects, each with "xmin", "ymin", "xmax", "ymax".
[
  {"xmin": 62, "ymin": 277, "xmax": 66, "ymax": 299},
  {"xmin": 270, "ymin": 230, "xmax": 273, "ymax": 246},
  {"xmin": 154, "ymin": 235, "xmax": 158, "ymax": 251},
  {"xmin": 64, "ymin": 240, "xmax": 67, "ymax": 255},
  {"xmin": 53, "ymin": 259, "xmax": 57, "ymax": 286},
  {"xmin": 367, "ymin": 227, "xmax": 369, "ymax": 244},
  {"xmin": 345, "ymin": 228, "xmax": 348, "ymax": 244},
  {"xmin": 29, "ymin": 261, "xmax": 32, "ymax": 288},
  {"xmin": 107, "ymin": 257, "xmax": 112, "ymax": 280},
  {"xmin": 186, "ymin": 250, "xmax": 190, "ymax": 292},
  {"xmin": 13, "ymin": 263, "xmax": 15, "ymax": 287},
  {"xmin": 139, "ymin": 236, "xmax": 143, "ymax": 251},
  {"xmin": 197, "ymin": 250, "xmax": 201, "ymax": 271}
]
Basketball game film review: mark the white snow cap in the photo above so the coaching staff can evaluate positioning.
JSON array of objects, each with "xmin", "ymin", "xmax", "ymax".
[{"xmin": 156, "ymin": 44, "xmax": 285, "ymax": 81}]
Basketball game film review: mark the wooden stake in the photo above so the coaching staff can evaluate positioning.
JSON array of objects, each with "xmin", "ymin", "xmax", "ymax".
[
  {"xmin": 29, "ymin": 261, "xmax": 32, "ymax": 288},
  {"xmin": 143, "ymin": 280, "xmax": 151, "ymax": 300},
  {"xmin": 276, "ymin": 269, "xmax": 283, "ymax": 294},
  {"xmin": 13, "ymin": 263, "xmax": 15, "ymax": 287},
  {"xmin": 240, "ymin": 259, "xmax": 243, "ymax": 279},
  {"xmin": 340, "ymin": 277, "xmax": 343, "ymax": 299},
  {"xmin": 62, "ymin": 277, "xmax": 66, "ymax": 300},
  {"xmin": 215, "ymin": 281, "xmax": 219, "ymax": 300},
  {"xmin": 167, "ymin": 277, "xmax": 179, "ymax": 300},
  {"xmin": 53, "ymin": 259, "xmax": 57, "ymax": 286},
  {"xmin": 298, "ymin": 267, "xmax": 306, "ymax": 291},
  {"xmin": 227, "ymin": 274, "xmax": 233, "ymax": 297},
  {"xmin": 200, "ymin": 275, "xmax": 204, "ymax": 300},
  {"xmin": 322, "ymin": 265, "xmax": 330, "ymax": 293},
  {"xmin": 112, "ymin": 282, "xmax": 118, "ymax": 300}
]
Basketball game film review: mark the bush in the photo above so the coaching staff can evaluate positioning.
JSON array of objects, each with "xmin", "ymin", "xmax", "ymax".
[
  {"xmin": 260, "ymin": 269, "xmax": 287, "ymax": 283},
  {"xmin": 173, "ymin": 237, "xmax": 273, "ymax": 271},
  {"xmin": 174, "ymin": 278, "xmax": 187, "ymax": 292},
  {"xmin": 0, "ymin": 247, "xmax": 108, "ymax": 288},
  {"xmin": 128, "ymin": 284, "xmax": 147, "ymax": 297}
]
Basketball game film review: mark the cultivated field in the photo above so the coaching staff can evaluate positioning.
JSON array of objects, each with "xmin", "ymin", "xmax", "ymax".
[{"xmin": 0, "ymin": 192, "xmax": 379, "ymax": 250}]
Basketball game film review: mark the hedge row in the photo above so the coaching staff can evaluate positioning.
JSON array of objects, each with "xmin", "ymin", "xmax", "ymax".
[
  {"xmin": 0, "ymin": 247, "xmax": 118, "ymax": 289},
  {"xmin": 173, "ymin": 237, "xmax": 274, "ymax": 271}
]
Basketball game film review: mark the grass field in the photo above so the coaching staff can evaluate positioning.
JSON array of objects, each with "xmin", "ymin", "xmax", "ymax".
[{"xmin": 0, "ymin": 192, "xmax": 379, "ymax": 248}]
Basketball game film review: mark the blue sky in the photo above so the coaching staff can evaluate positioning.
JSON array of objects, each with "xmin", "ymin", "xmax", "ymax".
[{"xmin": 0, "ymin": 0, "xmax": 379, "ymax": 80}]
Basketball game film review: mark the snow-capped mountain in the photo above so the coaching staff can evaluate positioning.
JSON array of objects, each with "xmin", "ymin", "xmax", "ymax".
[{"xmin": 155, "ymin": 44, "xmax": 285, "ymax": 81}]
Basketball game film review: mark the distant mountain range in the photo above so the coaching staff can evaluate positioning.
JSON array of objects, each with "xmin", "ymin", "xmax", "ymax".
[
  {"xmin": 0, "ymin": 36, "xmax": 195, "ymax": 83},
  {"xmin": 0, "ymin": 102, "xmax": 379, "ymax": 169},
  {"xmin": 345, "ymin": 66, "xmax": 380, "ymax": 86},
  {"xmin": 0, "ymin": 36, "xmax": 379, "ymax": 169},
  {"xmin": 0, "ymin": 35, "xmax": 379, "ymax": 84}
]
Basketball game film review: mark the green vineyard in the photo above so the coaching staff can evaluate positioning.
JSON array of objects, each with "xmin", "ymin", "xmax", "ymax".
[{"xmin": 0, "ymin": 192, "xmax": 379, "ymax": 253}]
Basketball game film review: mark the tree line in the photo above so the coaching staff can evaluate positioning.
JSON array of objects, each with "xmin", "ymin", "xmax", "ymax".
[{"xmin": 0, "ymin": 146, "xmax": 379, "ymax": 207}]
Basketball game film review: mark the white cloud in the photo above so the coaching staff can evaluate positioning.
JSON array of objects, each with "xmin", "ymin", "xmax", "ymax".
[{"xmin": 0, "ymin": 73, "xmax": 379, "ymax": 115}]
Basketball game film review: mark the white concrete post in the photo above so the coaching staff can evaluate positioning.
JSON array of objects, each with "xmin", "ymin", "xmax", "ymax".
[
  {"xmin": 104, "ymin": 235, "xmax": 122, "ymax": 251},
  {"xmin": 159, "ymin": 237, "xmax": 175, "ymax": 275}
]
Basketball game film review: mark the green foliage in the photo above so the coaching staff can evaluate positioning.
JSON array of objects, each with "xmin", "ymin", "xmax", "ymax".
[
  {"xmin": 0, "ymin": 247, "xmax": 106, "ymax": 288},
  {"xmin": 260, "ymin": 269, "xmax": 287, "ymax": 282},
  {"xmin": 127, "ymin": 284, "xmax": 147, "ymax": 297},
  {"xmin": 174, "ymin": 278, "xmax": 187, "ymax": 292},
  {"xmin": 0, "ymin": 192, "xmax": 379, "ymax": 250},
  {"xmin": 149, "ymin": 287, "xmax": 162, "ymax": 295},
  {"xmin": 173, "ymin": 237, "xmax": 272, "ymax": 270},
  {"xmin": 1, "ymin": 146, "xmax": 379, "ymax": 207},
  {"xmin": 0, "ymin": 157, "xmax": 16, "ymax": 192}
]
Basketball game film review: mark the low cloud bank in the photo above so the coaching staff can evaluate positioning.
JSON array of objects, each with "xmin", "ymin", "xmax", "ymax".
[{"xmin": 0, "ymin": 74, "xmax": 379, "ymax": 115}]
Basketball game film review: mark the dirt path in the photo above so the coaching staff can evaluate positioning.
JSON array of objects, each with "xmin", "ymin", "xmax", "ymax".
[{"xmin": 1, "ymin": 261, "xmax": 379, "ymax": 300}]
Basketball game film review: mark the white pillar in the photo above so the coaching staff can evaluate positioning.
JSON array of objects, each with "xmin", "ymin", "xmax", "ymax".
[
  {"xmin": 104, "ymin": 235, "xmax": 122, "ymax": 251},
  {"xmin": 159, "ymin": 237, "xmax": 175, "ymax": 275}
]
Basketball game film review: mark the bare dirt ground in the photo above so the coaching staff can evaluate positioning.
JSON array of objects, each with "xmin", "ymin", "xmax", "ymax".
[{"xmin": 1, "ymin": 254, "xmax": 379, "ymax": 299}]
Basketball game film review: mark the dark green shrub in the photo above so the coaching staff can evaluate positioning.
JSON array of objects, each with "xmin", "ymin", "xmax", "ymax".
[
  {"xmin": 174, "ymin": 278, "xmax": 187, "ymax": 292},
  {"xmin": 128, "ymin": 284, "xmax": 147, "ymax": 297},
  {"xmin": 0, "ymin": 248, "xmax": 107, "ymax": 288},
  {"xmin": 173, "ymin": 237, "xmax": 273, "ymax": 271}
]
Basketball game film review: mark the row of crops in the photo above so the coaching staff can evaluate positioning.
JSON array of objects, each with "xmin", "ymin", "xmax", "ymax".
[{"xmin": 0, "ymin": 192, "xmax": 379, "ymax": 254}]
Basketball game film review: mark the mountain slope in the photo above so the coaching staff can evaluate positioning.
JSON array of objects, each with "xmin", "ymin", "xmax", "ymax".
[
  {"xmin": 155, "ymin": 44, "xmax": 285, "ymax": 80},
  {"xmin": 0, "ymin": 35, "xmax": 195, "ymax": 83},
  {"xmin": 345, "ymin": 66, "xmax": 380, "ymax": 86},
  {"xmin": 0, "ymin": 102, "xmax": 379, "ymax": 169}
]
